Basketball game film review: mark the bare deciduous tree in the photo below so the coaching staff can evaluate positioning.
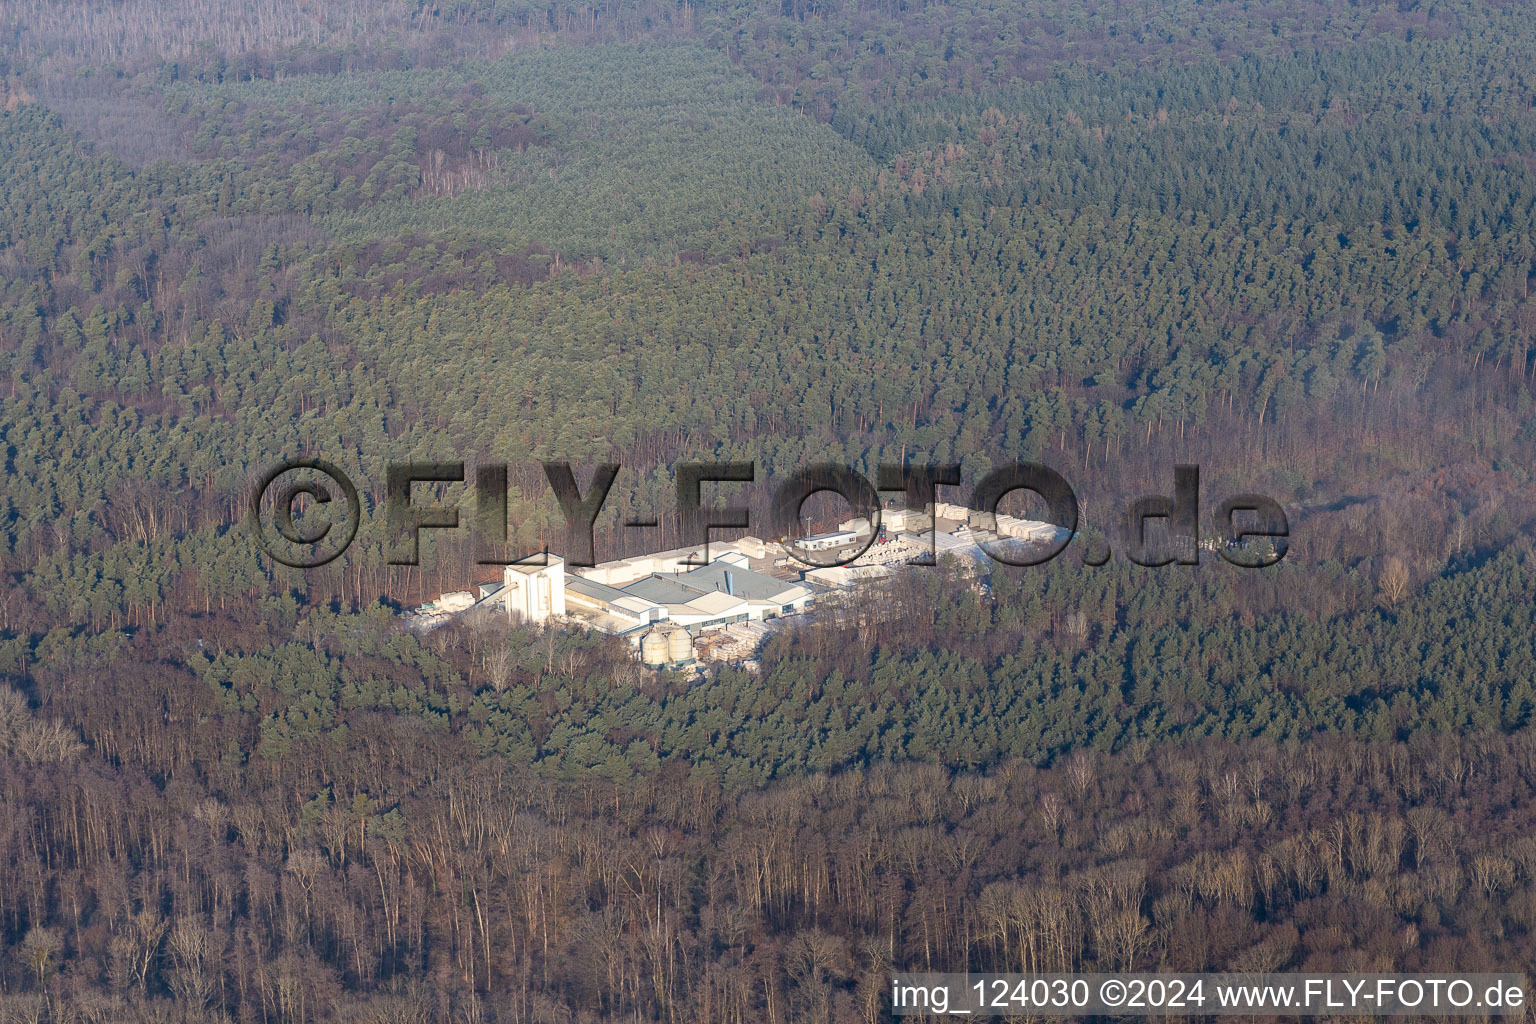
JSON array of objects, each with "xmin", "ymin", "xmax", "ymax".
[
  {"xmin": 486, "ymin": 645, "xmax": 513, "ymax": 692},
  {"xmin": 166, "ymin": 917, "xmax": 217, "ymax": 1009},
  {"xmin": 1379, "ymin": 556, "xmax": 1410, "ymax": 608},
  {"xmin": 19, "ymin": 927, "xmax": 62, "ymax": 989}
]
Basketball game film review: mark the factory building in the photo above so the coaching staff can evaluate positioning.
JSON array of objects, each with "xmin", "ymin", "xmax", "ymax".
[
  {"xmin": 802, "ymin": 563, "xmax": 894, "ymax": 589},
  {"xmin": 793, "ymin": 529, "xmax": 862, "ymax": 553},
  {"xmin": 577, "ymin": 554, "xmax": 815, "ymax": 670},
  {"xmin": 563, "ymin": 550, "xmax": 814, "ymax": 637},
  {"xmin": 617, "ymin": 561, "xmax": 810, "ymax": 627},
  {"xmin": 408, "ymin": 494, "xmax": 1055, "ymax": 655},
  {"xmin": 563, "ymin": 576, "xmax": 667, "ymax": 634},
  {"xmin": 497, "ymin": 555, "xmax": 567, "ymax": 623},
  {"xmin": 574, "ymin": 546, "xmax": 711, "ymax": 586}
]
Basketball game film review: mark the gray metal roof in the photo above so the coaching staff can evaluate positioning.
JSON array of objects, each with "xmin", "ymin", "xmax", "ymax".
[
  {"xmin": 621, "ymin": 574, "xmax": 707, "ymax": 605},
  {"xmin": 675, "ymin": 561, "xmax": 797, "ymax": 600},
  {"xmin": 620, "ymin": 561, "xmax": 798, "ymax": 605},
  {"xmin": 565, "ymin": 576, "xmax": 634, "ymax": 604}
]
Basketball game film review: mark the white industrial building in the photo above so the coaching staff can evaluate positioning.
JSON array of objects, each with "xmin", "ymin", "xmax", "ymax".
[
  {"xmin": 572, "ymin": 539, "xmax": 766, "ymax": 586},
  {"xmin": 407, "ymin": 555, "xmax": 571, "ymax": 631},
  {"xmin": 562, "ymin": 576, "xmax": 669, "ymax": 633},
  {"xmin": 404, "ymin": 494, "xmax": 1062, "ymax": 649},
  {"xmin": 793, "ymin": 529, "xmax": 861, "ymax": 553},
  {"xmin": 803, "ymin": 562, "xmax": 895, "ymax": 589},
  {"xmin": 495, "ymin": 555, "xmax": 568, "ymax": 623},
  {"xmin": 564, "ymin": 549, "xmax": 814, "ymax": 637}
]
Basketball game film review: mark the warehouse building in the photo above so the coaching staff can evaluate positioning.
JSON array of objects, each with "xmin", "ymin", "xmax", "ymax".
[
  {"xmin": 792, "ymin": 529, "xmax": 862, "ymax": 553},
  {"xmin": 408, "ymin": 496, "xmax": 1055, "ymax": 643},
  {"xmin": 563, "ymin": 576, "xmax": 666, "ymax": 635},
  {"xmin": 563, "ymin": 552, "xmax": 814, "ymax": 637}
]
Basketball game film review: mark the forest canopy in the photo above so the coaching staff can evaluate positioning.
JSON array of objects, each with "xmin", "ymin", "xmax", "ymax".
[{"xmin": 1, "ymin": 0, "xmax": 1535, "ymax": 1020}]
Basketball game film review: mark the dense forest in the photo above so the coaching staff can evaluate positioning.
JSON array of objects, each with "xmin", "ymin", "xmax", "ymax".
[{"xmin": 2, "ymin": 0, "xmax": 1536, "ymax": 1019}]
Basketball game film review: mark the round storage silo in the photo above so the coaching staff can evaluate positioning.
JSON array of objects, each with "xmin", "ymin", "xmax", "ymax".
[
  {"xmin": 666, "ymin": 627, "xmax": 694, "ymax": 665},
  {"xmin": 640, "ymin": 629, "xmax": 669, "ymax": 667}
]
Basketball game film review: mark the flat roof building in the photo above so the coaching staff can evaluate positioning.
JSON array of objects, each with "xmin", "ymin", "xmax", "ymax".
[
  {"xmin": 793, "ymin": 529, "xmax": 861, "ymax": 553},
  {"xmin": 573, "ymin": 541, "xmax": 753, "ymax": 586},
  {"xmin": 564, "ymin": 576, "xmax": 664, "ymax": 634},
  {"xmin": 803, "ymin": 563, "xmax": 894, "ymax": 589},
  {"xmin": 565, "ymin": 553, "xmax": 815, "ymax": 636}
]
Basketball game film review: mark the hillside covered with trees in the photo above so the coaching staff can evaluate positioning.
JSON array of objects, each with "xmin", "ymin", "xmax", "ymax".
[{"xmin": 2, "ymin": 0, "xmax": 1536, "ymax": 1019}]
